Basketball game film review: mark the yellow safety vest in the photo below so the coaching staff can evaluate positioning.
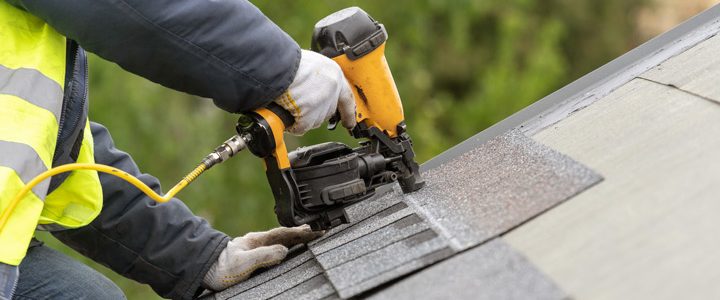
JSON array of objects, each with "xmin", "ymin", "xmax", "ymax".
[{"xmin": 0, "ymin": 1, "xmax": 103, "ymax": 265}]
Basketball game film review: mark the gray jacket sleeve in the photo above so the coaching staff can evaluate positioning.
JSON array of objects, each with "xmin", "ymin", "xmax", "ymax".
[
  {"xmin": 10, "ymin": 0, "xmax": 300, "ymax": 112},
  {"xmin": 52, "ymin": 123, "xmax": 230, "ymax": 300}
]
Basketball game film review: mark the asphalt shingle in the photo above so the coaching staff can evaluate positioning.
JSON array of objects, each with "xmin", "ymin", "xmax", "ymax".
[
  {"xmin": 309, "ymin": 201, "xmax": 412, "ymax": 255},
  {"xmin": 315, "ymin": 214, "xmax": 429, "ymax": 269},
  {"xmin": 367, "ymin": 238, "xmax": 567, "ymax": 300},
  {"xmin": 269, "ymin": 274, "xmax": 337, "ymax": 300},
  {"xmin": 325, "ymin": 229, "xmax": 453, "ymax": 298},
  {"xmin": 405, "ymin": 129, "xmax": 602, "ymax": 251},
  {"xmin": 205, "ymin": 249, "xmax": 334, "ymax": 300}
]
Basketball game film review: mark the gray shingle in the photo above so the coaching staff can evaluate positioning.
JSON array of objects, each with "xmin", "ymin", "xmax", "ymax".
[
  {"xmin": 308, "ymin": 188, "xmax": 404, "ymax": 247},
  {"xmin": 207, "ymin": 249, "xmax": 326, "ymax": 300},
  {"xmin": 406, "ymin": 129, "xmax": 602, "ymax": 251},
  {"xmin": 227, "ymin": 258, "xmax": 324, "ymax": 299},
  {"xmin": 367, "ymin": 238, "xmax": 567, "ymax": 300},
  {"xmin": 315, "ymin": 214, "xmax": 429, "ymax": 269},
  {"xmin": 269, "ymin": 274, "xmax": 337, "ymax": 300},
  {"xmin": 327, "ymin": 230, "xmax": 454, "ymax": 298},
  {"xmin": 309, "ymin": 201, "xmax": 412, "ymax": 255}
]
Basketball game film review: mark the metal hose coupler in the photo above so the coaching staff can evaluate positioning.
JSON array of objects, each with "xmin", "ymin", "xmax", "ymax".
[{"xmin": 202, "ymin": 134, "xmax": 251, "ymax": 169}]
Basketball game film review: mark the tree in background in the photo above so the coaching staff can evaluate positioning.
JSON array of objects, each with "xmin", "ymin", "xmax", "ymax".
[{"xmin": 38, "ymin": 0, "xmax": 706, "ymax": 298}]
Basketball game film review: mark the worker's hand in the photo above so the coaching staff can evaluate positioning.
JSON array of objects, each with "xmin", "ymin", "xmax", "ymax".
[
  {"xmin": 202, "ymin": 225, "xmax": 323, "ymax": 291},
  {"xmin": 274, "ymin": 49, "xmax": 356, "ymax": 135}
]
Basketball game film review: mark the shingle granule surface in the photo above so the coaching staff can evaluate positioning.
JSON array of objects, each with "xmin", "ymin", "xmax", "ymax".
[
  {"xmin": 405, "ymin": 129, "xmax": 602, "ymax": 251},
  {"xmin": 367, "ymin": 238, "xmax": 567, "ymax": 300}
]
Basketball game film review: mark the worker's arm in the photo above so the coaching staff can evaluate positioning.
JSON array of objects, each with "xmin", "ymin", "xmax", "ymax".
[
  {"xmin": 52, "ymin": 122, "xmax": 230, "ymax": 300},
  {"xmin": 7, "ymin": 0, "xmax": 299, "ymax": 113}
]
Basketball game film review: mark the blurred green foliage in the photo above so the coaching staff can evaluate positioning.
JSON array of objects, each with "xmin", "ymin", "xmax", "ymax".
[{"xmin": 38, "ymin": 0, "xmax": 649, "ymax": 298}]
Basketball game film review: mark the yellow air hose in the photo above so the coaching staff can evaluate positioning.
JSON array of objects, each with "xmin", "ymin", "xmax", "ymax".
[{"xmin": 0, "ymin": 134, "xmax": 249, "ymax": 233}]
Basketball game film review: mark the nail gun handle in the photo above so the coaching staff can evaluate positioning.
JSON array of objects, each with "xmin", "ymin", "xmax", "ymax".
[
  {"xmin": 312, "ymin": 7, "xmax": 405, "ymax": 138},
  {"xmin": 263, "ymin": 102, "xmax": 295, "ymax": 129}
]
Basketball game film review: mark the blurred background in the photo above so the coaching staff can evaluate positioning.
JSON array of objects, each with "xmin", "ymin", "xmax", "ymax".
[{"xmin": 35, "ymin": 0, "xmax": 718, "ymax": 298}]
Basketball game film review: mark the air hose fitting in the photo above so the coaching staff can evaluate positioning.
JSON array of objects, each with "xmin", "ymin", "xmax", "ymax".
[{"xmin": 201, "ymin": 134, "xmax": 251, "ymax": 169}]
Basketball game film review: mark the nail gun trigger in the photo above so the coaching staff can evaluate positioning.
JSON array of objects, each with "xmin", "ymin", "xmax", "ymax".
[{"xmin": 327, "ymin": 110, "xmax": 341, "ymax": 130}]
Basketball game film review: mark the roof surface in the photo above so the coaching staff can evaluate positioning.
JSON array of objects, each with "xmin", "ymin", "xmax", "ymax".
[
  {"xmin": 505, "ymin": 18, "xmax": 720, "ymax": 300},
  {"xmin": 204, "ymin": 4, "xmax": 720, "ymax": 299}
]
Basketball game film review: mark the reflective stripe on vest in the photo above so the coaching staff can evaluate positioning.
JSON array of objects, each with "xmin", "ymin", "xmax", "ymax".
[{"xmin": 0, "ymin": 2, "xmax": 103, "ymax": 266}]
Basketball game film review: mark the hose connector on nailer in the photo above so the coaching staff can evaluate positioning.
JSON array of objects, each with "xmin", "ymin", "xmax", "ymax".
[
  {"xmin": 168, "ymin": 134, "xmax": 251, "ymax": 196},
  {"xmin": 201, "ymin": 134, "xmax": 251, "ymax": 169}
]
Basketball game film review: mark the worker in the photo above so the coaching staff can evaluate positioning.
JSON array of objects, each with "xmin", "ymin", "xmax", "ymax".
[{"xmin": 0, "ymin": 0, "xmax": 357, "ymax": 299}]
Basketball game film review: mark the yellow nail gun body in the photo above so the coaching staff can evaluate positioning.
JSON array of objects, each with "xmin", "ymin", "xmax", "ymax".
[{"xmin": 237, "ymin": 7, "xmax": 424, "ymax": 230}]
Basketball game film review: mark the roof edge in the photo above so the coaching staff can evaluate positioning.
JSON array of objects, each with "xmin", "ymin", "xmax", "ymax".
[{"xmin": 423, "ymin": 4, "xmax": 720, "ymax": 171}]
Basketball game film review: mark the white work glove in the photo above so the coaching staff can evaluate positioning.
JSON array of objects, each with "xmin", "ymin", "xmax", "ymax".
[
  {"xmin": 202, "ymin": 225, "xmax": 323, "ymax": 291},
  {"xmin": 274, "ymin": 49, "xmax": 356, "ymax": 135}
]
